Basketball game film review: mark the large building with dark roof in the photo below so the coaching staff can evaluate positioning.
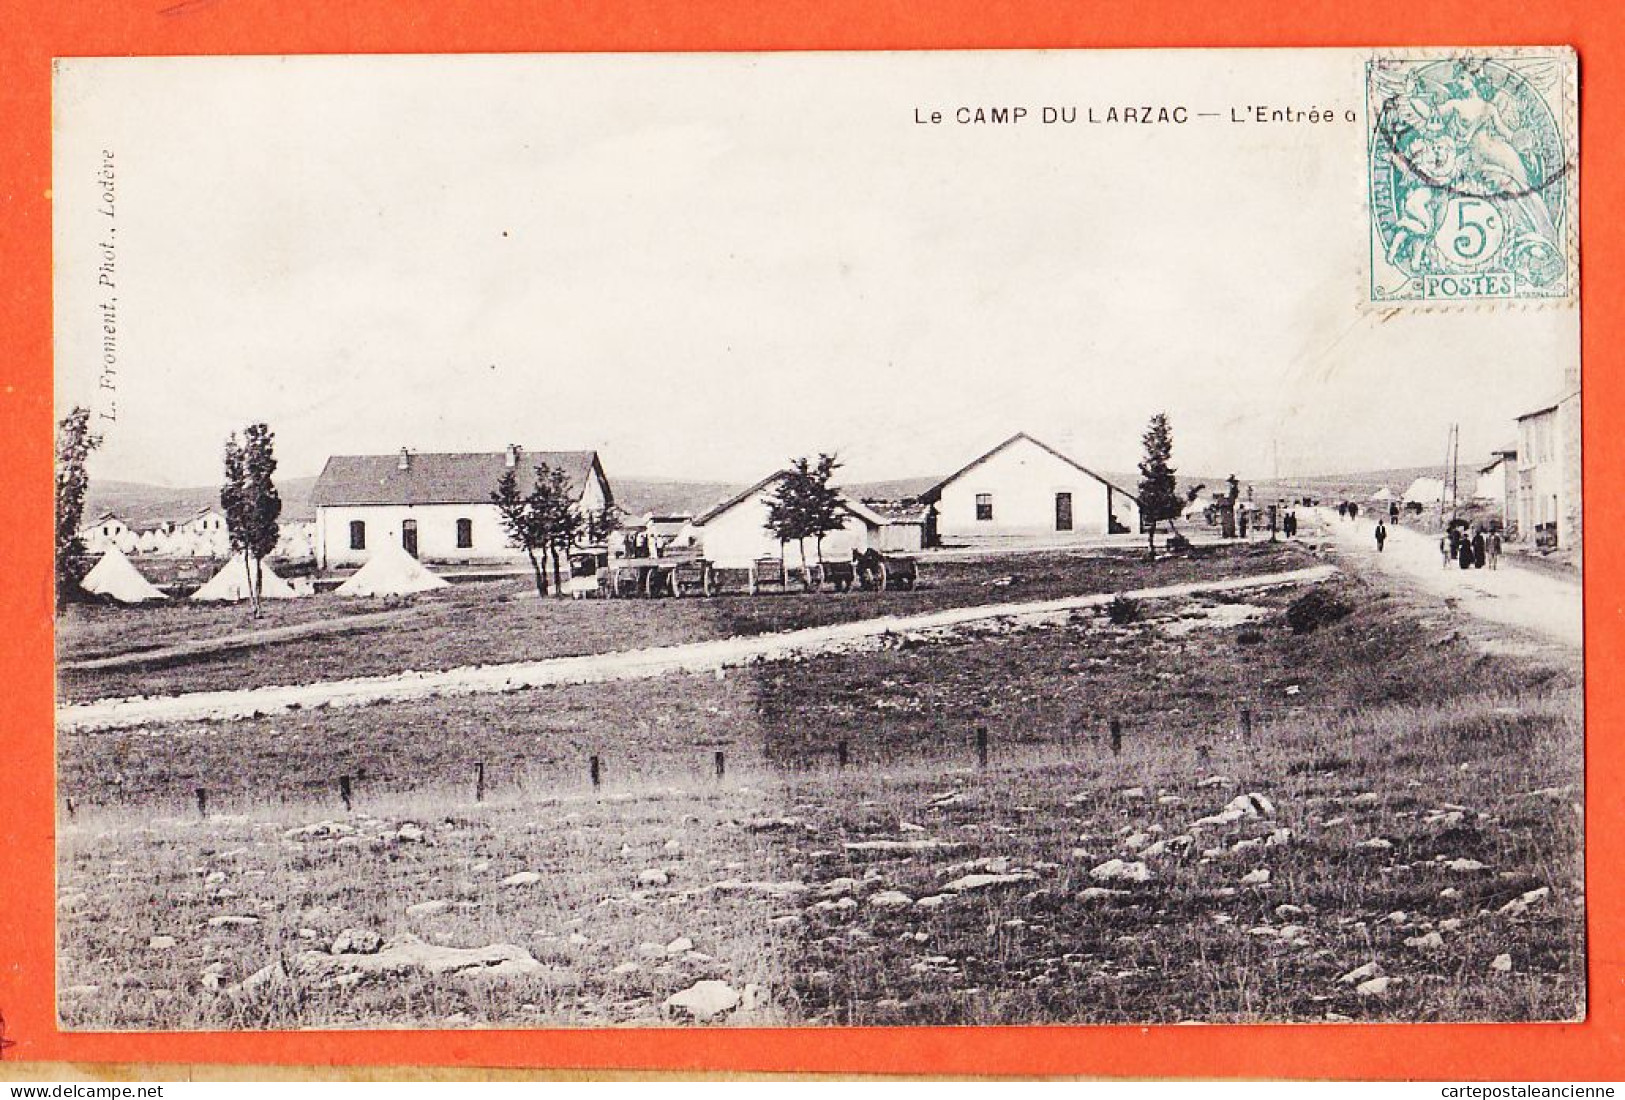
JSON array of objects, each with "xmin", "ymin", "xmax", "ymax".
[{"xmin": 311, "ymin": 445, "xmax": 613, "ymax": 568}]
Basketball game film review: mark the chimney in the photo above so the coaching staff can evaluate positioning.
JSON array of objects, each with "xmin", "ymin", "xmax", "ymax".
[
  {"xmin": 505, "ymin": 444, "xmax": 519, "ymax": 469},
  {"xmin": 398, "ymin": 447, "xmax": 411, "ymax": 471}
]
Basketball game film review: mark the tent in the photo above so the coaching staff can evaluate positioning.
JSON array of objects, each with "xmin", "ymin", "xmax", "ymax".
[
  {"xmin": 135, "ymin": 529, "xmax": 161, "ymax": 554},
  {"xmin": 334, "ymin": 541, "xmax": 450, "ymax": 598},
  {"xmin": 80, "ymin": 546, "xmax": 168, "ymax": 603},
  {"xmin": 191, "ymin": 553, "xmax": 302, "ymax": 602},
  {"xmin": 1369, "ymin": 487, "xmax": 1394, "ymax": 502},
  {"xmin": 1402, "ymin": 476, "xmax": 1447, "ymax": 505}
]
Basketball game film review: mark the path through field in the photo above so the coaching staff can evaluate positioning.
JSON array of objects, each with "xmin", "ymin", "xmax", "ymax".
[
  {"xmin": 57, "ymin": 563, "xmax": 1336, "ymax": 733},
  {"xmin": 1310, "ymin": 510, "xmax": 1581, "ymax": 649}
]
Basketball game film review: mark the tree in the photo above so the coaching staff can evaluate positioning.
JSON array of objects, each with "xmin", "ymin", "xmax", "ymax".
[
  {"xmin": 764, "ymin": 453, "xmax": 846, "ymax": 587},
  {"xmin": 537, "ymin": 464, "xmax": 583, "ymax": 597},
  {"xmin": 1136, "ymin": 413, "xmax": 1182, "ymax": 560},
  {"xmin": 492, "ymin": 462, "xmax": 579, "ymax": 597},
  {"xmin": 221, "ymin": 423, "xmax": 283, "ymax": 616},
  {"xmin": 55, "ymin": 406, "xmax": 102, "ymax": 606},
  {"xmin": 585, "ymin": 506, "xmax": 622, "ymax": 546},
  {"xmin": 493, "ymin": 466, "xmax": 548, "ymax": 596}
]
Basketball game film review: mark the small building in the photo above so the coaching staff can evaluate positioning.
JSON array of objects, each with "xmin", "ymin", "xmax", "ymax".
[
  {"xmin": 311, "ymin": 446, "xmax": 614, "ymax": 569},
  {"xmin": 919, "ymin": 432, "xmax": 1140, "ymax": 544},
  {"xmin": 682, "ymin": 471, "xmax": 891, "ymax": 569},
  {"xmin": 78, "ymin": 511, "xmax": 135, "ymax": 554},
  {"xmin": 860, "ymin": 499, "xmax": 930, "ymax": 553},
  {"xmin": 181, "ymin": 508, "xmax": 229, "ymax": 538},
  {"xmin": 1516, "ymin": 394, "xmax": 1581, "ymax": 550},
  {"xmin": 1474, "ymin": 445, "xmax": 1519, "ymax": 530}
]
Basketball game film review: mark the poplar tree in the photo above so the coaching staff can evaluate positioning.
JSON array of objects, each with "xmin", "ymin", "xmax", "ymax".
[
  {"xmin": 221, "ymin": 422, "xmax": 282, "ymax": 615},
  {"xmin": 1136, "ymin": 413, "xmax": 1181, "ymax": 561},
  {"xmin": 54, "ymin": 406, "xmax": 102, "ymax": 606}
]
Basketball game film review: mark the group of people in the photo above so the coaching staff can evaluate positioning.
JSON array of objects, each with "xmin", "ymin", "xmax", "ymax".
[
  {"xmin": 1338, "ymin": 500, "xmax": 1402, "ymax": 524},
  {"xmin": 1365, "ymin": 512, "xmax": 1503, "ymax": 571},
  {"xmin": 1440, "ymin": 525, "xmax": 1502, "ymax": 570}
]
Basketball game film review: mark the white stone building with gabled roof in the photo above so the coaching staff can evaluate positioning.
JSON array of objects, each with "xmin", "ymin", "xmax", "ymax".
[
  {"xmin": 919, "ymin": 432, "xmax": 1140, "ymax": 544},
  {"xmin": 311, "ymin": 445, "xmax": 613, "ymax": 569},
  {"xmin": 680, "ymin": 470, "xmax": 894, "ymax": 569}
]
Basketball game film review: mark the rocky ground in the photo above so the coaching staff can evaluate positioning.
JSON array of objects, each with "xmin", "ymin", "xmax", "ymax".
[{"xmin": 56, "ymin": 547, "xmax": 1584, "ymax": 1029}]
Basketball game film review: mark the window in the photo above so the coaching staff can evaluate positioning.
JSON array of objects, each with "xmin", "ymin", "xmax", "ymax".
[
  {"xmin": 975, "ymin": 493, "xmax": 994, "ymax": 521},
  {"xmin": 456, "ymin": 518, "xmax": 474, "ymax": 549},
  {"xmin": 349, "ymin": 520, "xmax": 366, "ymax": 550}
]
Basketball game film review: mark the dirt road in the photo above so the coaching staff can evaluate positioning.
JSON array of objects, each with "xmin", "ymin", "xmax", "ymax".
[
  {"xmin": 1310, "ymin": 510, "xmax": 1581, "ymax": 649},
  {"xmin": 57, "ymin": 563, "xmax": 1336, "ymax": 733}
]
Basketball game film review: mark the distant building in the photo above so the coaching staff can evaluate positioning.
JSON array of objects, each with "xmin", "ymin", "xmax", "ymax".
[
  {"xmin": 181, "ymin": 508, "xmax": 229, "ymax": 538},
  {"xmin": 919, "ymin": 432, "xmax": 1139, "ymax": 544},
  {"xmin": 1474, "ymin": 444, "xmax": 1518, "ymax": 527},
  {"xmin": 78, "ymin": 511, "xmax": 135, "ymax": 554},
  {"xmin": 681, "ymin": 471, "xmax": 894, "ymax": 569},
  {"xmin": 1516, "ymin": 392, "xmax": 1581, "ymax": 550},
  {"xmin": 311, "ymin": 446, "xmax": 613, "ymax": 569},
  {"xmin": 860, "ymin": 499, "xmax": 930, "ymax": 553}
]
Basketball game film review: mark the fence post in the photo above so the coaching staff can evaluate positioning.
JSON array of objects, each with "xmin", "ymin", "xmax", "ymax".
[
  {"xmin": 65, "ymin": 797, "xmax": 76, "ymax": 821},
  {"xmin": 1110, "ymin": 718, "xmax": 1123, "ymax": 756},
  {"xmin": 836, "ymin": 740, "xmax": 849, "ymax": 770},
  {"xmin": 475, "ymin": 761, "xmax": 486, "ymax": 803},
  {"xmin": 195, "ymin": 787, "xmax": 207, "ymax": 819},
  {"xmin": 976, "ymin": 726, "xmax": 989, "ymax": 770},
  {"xmin": 589, "ymin": 755, "xmax": 602, "ymax": 790},
  {"xmin": 339, "ymin": 775, "xmax": 353, "ymax": 812},
  {"xmin": 714, "ymin": 751, "xmax": 726, "ymax": 780},
  {"xmin": 1241, "ymin": 708, "xmax": 1253, "ymax": 740}
]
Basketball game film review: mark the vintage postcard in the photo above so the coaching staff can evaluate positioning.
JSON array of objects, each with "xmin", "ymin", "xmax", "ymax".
[{"xmin": 50, "ymin": 48, "xmax": 1581, "ymax": 1033}]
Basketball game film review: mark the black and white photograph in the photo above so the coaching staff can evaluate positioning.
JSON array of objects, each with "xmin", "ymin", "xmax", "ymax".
[{"xmin": 51, "ymin": 48, "xmax": 1582, "ymax": 1030}]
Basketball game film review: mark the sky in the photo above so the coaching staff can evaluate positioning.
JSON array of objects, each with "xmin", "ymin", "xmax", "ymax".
[{"xmin": 54, "ymin": 51, "xmax": 1578, "ymax": 488}]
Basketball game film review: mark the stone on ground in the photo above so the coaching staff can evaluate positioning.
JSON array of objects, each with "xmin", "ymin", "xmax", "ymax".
[{"xmin": 663, "ymin": 979, "xmax": 741, "ymax": 1021}]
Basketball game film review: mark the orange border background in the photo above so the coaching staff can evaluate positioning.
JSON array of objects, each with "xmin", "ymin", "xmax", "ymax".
[{"xmin": 1, "ymin": 0, "xmax": 1620, "ymax": 1079}]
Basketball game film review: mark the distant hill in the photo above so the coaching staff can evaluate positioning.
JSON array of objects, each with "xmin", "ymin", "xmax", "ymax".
[
  {"xmin": 86, "ymin": 476, "xmax": 319, "ymax": 528},
  {"xmin": 1254, "ymin": 466, "xmax": 1447, "ymax": 502},
  {"xmin": 612, "ymin": 478, "xmax": 741, "ymax": 517},
  {"xmin": 87, "ymin": 465, "xmax": 1439, "ymax": 532}
]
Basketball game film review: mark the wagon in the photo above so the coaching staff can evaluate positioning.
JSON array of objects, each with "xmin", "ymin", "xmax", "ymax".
[
  {"xmin": 664, "ymin": 555, "xmax": 718, "ymax": 597},
  {"xmin": 854, "ymin": 548, "xmax": 918, "ymax": 591},
  {"xmin": 814, "ymin": 559, "xmax": 857, "ymax": 592},
  {"xmin": 747, "ymin": 556, "xmax": 792, "ymax": 595}
]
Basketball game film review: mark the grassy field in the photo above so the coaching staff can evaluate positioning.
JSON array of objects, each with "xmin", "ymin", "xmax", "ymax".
[
  {"xmin": 57, "ymin": 542, "xmax": 1297, "ymax": 703},
  {"xmin": 56, "ymin": 549, "xmax": 1584, "ymax": 1028}
]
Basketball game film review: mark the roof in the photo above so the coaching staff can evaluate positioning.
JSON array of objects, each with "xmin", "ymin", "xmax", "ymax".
[
  {"xmin": 691, "ymin": 471, "xmax": 790, "ymax": 526},
  {"xmin": 919, "ymin": 432, "xmax": 1141, "ymax": 504},
  {"xmin": 690, "ymin": 470, "xmax": 889, "ymax": 528},
  {"xmin": 312, "ymin": 449, "xmax": 607, "ymax": 508},
  {"xmin": 1516, "ymin": 402, "xmax": 1560, "ymax": 421},
  {"xmin": 862, "ymin": 498, "xmax": 932, "ymax": 525}
]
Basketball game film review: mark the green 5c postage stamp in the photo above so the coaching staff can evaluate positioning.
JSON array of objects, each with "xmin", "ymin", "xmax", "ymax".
[{"xmin": 1366, "ymin": 49, "xmax": 1577, "ymax": 307}]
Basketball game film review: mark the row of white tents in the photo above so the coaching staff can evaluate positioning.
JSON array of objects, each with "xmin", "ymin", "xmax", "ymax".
[
  {"xmin": 80, "ymin": 542, "xmax": 449, "ymax": 605},
  {"xmin": 80, "ymin": 523, "xmax": 316, "ymax": 561}
]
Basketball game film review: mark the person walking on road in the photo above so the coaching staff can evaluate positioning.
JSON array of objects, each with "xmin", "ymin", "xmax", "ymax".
[
  {"xmin": 1440, "ymin": 534, "xmax": 1451, "ymax": 568},
  {"xmin": 1488, "ymin": 531, "xmax": 1503, "ymax": 570},
  {"xmin": 1375, "ymin": 521, "xmax": 1387, "ymax": 553},
  {"xmin": 1472, "ymin": 529, "xmax": 1487, "ymax": 569},
  {"xmin": 1458, "ymin": 536, "xmax": 1474, "ymax": 570}
]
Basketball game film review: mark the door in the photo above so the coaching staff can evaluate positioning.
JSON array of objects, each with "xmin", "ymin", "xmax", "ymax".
[
  {"xmin": 1055, "ymin": 492, "xmax": 1073, "ymax": 532},
  {"xmin": 401, "ymin": 519, "xmax": 419, "ymax": 557}
]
